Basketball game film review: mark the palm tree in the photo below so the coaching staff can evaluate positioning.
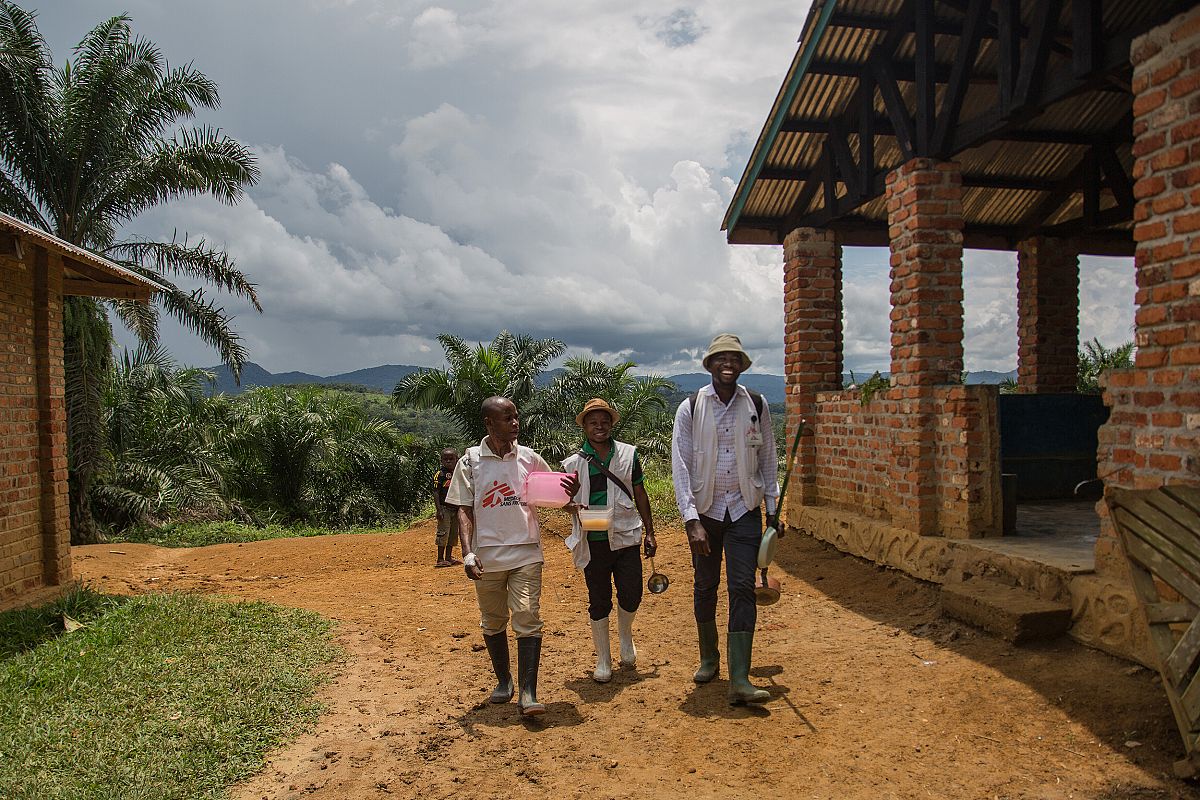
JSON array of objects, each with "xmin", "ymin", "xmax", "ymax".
[
  {"xmin": 93, "ymin": 346, "xmax": 233, "ymax": 530},
  {"xmin": 0, "ymin": 5, "xmax": 260, "ymax": 542},
  {"xmin": 529, "ymin": 356, "xmax": 674, "ymax": 460},
  {"xmin": 230, "ymin": 387, "xmax": 432, "ymax": 525},
  {"xmin": 392, "ymin": 331, "xmax": 567, "ymax": 440},
  {"xmin": 1077, "ymin": 338, "xmax": 1135, "ymax": 394}
]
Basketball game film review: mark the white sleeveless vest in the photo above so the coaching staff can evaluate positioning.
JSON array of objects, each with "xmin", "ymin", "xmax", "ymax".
[
  {"xmin": 562, "ymin": 441, "xmax": 643, "ymax": 570},
  {"xmin": 690, "ymin": 386, "xmax": 766, "ymax": 515}
]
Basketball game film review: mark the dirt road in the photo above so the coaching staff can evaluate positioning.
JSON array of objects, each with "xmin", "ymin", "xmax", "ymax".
[{"xmin": 74, "ymin": 517, "xmax": 1197, "ymax": 799}]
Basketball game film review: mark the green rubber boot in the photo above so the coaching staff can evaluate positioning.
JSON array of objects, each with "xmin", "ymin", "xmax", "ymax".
[
  {"xmin": 517, "ymin": 635, "xmax": 546, "ymax": 716},
  {"xmin": 693, "ymin": 620, "xmax": 720, "ymax": 683},
  {"xmin": 727, "ymin": 631, "xmax": 771, "ymax": 706},
  {"xmin": 482, "ymin": 632, "xmax": 513, "ymax": 703}
]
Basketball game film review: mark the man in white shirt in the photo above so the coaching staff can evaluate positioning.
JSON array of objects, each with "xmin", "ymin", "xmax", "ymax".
[
  {"xmin": 447, "ymin": 396, "xmax": 577, "ymax": 717},
  {"xmin": 671, "ymin": 333, "xmax": 780, "ymax": 705}
]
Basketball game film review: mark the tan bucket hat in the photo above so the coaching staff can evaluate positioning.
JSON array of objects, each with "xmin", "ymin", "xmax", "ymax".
[
  {"xmin": 575, "ymin": 397, "xmax": 620, "ymax": 426},
  {"xmin": 702, "ymin": 332, "xmax": 753, "ymax": 370}
]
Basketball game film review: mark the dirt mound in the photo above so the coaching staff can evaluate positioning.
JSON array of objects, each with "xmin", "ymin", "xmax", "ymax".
[{"xmin": 75, "ymin": 518, "xmax": 1196, "ymax": 799}]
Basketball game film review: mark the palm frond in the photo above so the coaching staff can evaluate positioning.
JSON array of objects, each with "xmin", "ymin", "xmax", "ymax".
[{"xmin": 109, "ymin": 235, "xmax": 261, "ymax": 309}]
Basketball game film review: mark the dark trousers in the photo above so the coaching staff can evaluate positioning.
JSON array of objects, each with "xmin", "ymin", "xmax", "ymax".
[
  {"xmin": 692, "ymin": 508, "xmax": 761, "ymax": 633},
  {"xmin": 583, "ymin": 539, "xmax": 643, "ymax": 620}
]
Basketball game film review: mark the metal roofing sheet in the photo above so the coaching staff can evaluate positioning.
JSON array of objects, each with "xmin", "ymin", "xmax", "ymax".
[
  {"xmin": 724, "ymin": 0, "xmax": 1173, "ymax": 254},
  {"xmin": 0, "ymin": 212, "xmax": 158, "ymax": 293}
]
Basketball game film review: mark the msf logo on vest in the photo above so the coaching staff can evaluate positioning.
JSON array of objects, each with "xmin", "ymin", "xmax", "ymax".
[{"xmin": 481, "ymin": 481, "xmax": 522, "ymax": 508}]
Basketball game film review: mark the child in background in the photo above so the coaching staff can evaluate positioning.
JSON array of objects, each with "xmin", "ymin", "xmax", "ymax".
[{"xmin": 433, "ymin": 447, "xmax": 461, "ymax": 567}]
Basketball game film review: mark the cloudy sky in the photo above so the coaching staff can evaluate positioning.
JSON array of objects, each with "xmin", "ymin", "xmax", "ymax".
[{"xmin": 34, "ymin": 0, "xmax": 1134, "ymax": 377}]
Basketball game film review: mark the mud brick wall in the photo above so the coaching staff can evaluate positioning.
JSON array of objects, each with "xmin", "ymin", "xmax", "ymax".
[
  {"xmin": 1096, "ymin": 5, "xmax": 1200, "ymax": 576},
  {"xmin": 1017, "ymin": 236, "xmax": 1080, "ymax": 393},
  {"xmin": 804, "ymin": 384, "xmax": 1001, "ymax": 539},
  {"xmin": 0, "ymin": 245, "xmax": 70, "ymax": 609}
]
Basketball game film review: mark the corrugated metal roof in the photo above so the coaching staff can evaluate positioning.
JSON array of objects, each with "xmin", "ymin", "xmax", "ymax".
[
  {"xmin": 0, "ymin": 212, "xmax": 157, "ymax": 298},
  {"xmin": 724, "ymin": 0, "xmax": 1180, "ymax": 255}
]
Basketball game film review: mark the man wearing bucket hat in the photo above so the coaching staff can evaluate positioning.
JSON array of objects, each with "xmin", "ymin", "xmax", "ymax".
[
  {"xmin": 562, "ymin": 398, "xmax": 657, "ymax": 683},
  {"xmin": 446, "ymin": 396, "xmax": 579, "ymax": 717},
  {"xmin": 671, "ymin": 333, "xmax": 780, "ymax": 705}
]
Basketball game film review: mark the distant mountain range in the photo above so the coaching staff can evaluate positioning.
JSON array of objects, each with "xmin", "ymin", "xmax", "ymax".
[{"xmin": 204, "ymin": 362, "xmax": 1017, "ymax": 403}]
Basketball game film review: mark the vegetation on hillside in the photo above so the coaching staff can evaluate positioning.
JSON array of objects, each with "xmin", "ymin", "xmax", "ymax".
[{"xmin": 93, "ymin": 348, "xmax": 441, "ymax": 537}]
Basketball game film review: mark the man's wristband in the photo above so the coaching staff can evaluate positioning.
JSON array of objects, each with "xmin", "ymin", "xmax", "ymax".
[{"xmin": 463, "ymin": 552, "xmax": 479, "ymax": 568}]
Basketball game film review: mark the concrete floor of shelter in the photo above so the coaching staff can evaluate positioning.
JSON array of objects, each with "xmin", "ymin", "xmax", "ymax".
[{"xmin": 968, "ymin": 499, "xmax": 1100, "ymax": 574}]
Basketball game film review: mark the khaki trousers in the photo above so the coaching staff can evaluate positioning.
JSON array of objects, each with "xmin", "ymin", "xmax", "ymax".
[{"xmin": 474, "ymin": 562, "xmax": 543, "ymax": 637}]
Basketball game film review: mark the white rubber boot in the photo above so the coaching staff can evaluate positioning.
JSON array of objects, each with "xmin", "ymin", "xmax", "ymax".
[
  {"xmin": 590, "ymin": 618, "xmax": 612, "ymax": 683},
  {"xmin": 617, "ymin": 607, "xmax": 637, "ymax": 668}
]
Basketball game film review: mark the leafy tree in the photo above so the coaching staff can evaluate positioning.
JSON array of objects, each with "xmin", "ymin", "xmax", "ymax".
[
  {"xmin": 230, "ymin": 387, "xmax": 435, "ymax": 525},
  {"xmin": 529, "ymin": 356, "xmax": 674, "ymax": 461},
  {"xmin": 392, "ymin": 331, "xmax": 567, "ymax": 439},
  {"xmin": 1077, "ymin": 338, "xmax": 1135, "ymax": 394},
  {"xmin": 93, "ymin": 346, "xmax": 233, "ymax": 529},
  {"xmin": 0, "ymin": 4, "xmax": 259, "ymax": 542}
]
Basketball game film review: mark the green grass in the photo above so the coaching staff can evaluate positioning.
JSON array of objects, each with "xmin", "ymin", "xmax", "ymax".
[
  {"xmin": 0, "ymin": 587, "xmax": 341, "ymax": 800},
  {"xmin": 641, "ymin": 463, "xmax": 681, "ymax": 525},
  {"xmin": 112, "ymin": 512, "xmax": 432, "ymax": 548}
]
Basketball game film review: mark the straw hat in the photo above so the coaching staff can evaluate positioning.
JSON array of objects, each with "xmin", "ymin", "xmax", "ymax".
[
  {"xmin": 702, "ymin": 332, "xmax": 753, "ymax": 370},
  {"xmin": 575, "ymin": 397, "xmax": 620, "ymax": 426}
]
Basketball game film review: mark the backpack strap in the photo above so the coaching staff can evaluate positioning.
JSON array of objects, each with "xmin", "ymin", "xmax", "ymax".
[
  {"xmin": 689, "ymin": 388, "xmax": 763, "ymax": 417},
  {"xmin": 579, "ymin": 450, "xmax": 635, "ymax": 503}
]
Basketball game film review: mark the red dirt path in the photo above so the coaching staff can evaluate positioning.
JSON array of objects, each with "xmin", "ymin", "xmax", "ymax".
[{"xmin": 74, "ymin": 517, "xmax": 1198, "ymax": 800}]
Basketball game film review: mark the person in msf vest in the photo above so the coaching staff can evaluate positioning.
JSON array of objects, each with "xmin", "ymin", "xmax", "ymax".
[
  {"xmin": 670, "ymin": 333, "xmax": 780, "ymax": 705},
  {"xmin": 561, "ymin": 398, "xmax": 657, "ymax": 683},
  {"xmin": 445, "ymin": 396, "xmax": 579, "ymax": 717}
]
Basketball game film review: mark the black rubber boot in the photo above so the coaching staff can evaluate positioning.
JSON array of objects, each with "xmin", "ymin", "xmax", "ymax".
[
  {"xmin": 517, "ymin": 635, "xmax": 546, "ymax": 716},
  {"xmin": 482, "ymin": 632, "xmax": 513, "ymax": 704}
]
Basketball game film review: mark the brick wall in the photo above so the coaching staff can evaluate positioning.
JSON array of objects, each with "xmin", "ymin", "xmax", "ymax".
[
  {"xmin": 781, "ymin": 157, "xmax": 1000, "ymax": 540},
  {"xmin": 886, "ymin": 158, "xmax": 964, "ymax": 387},
  {"xmin": 1095, "ymin": 5, "xmax": 1200, "ymax": 575},
  {"xmin": 782, "ymin": 227, "xmax": 842, "ymax": 504},
  {"xmin": 1016, "ymin": 236, "xmax": 1080, "ymax": 393},
  {"xmin": 0, "ymin": 243, "xmax": 70, "ymax": 609},
  {"xmin": 801, "ymin": 384, "xmax": 1001, "ymax": 538}
]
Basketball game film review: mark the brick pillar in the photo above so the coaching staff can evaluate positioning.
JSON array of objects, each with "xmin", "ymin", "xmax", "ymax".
[
  {"xmin": 1016, "ymin": 236, "xmax": 1080, "ymax": 393},
  {"xmin": 885, "ymin": 158, "xmax": 965, "ymax": 386},
  {"xmin": 1095, "ymin": 5, "xmax": 1200, "ymax": 578},
  {"xmin": 32, "ymin": 248, "xmax": 70, "ymax": 588},
  {"xmin": 885, "ymin": 158, "xmax": 964, "ymax": 535},
  {"xmin": 782, "ymin": 227, "xmax": 842, "ymax": 504}
]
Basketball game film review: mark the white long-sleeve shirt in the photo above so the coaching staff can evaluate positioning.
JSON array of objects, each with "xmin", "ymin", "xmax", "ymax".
[{"xmin": 671, "ymin": 384, "xmax": 779, "ymax": 523}]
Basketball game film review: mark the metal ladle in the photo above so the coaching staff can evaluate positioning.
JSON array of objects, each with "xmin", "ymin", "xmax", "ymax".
[{"xmin": 646, "ymin": 558, "xmax": 669, "ymax": 594}]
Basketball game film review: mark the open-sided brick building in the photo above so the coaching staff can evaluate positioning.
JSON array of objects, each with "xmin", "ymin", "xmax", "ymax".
[
  {"xmin": 724, "ymin": 0, "xmax": 1199, "ymax": 663},
  {"xmin": 0, "ymin": 213, "xmax": 154, "ymax": 610}
]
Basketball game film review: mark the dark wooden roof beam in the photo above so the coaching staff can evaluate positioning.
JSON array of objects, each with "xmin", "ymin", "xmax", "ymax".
[
  {"xmin": 871, "ymin": 54, "xmax": 916, "ymax": 160},
  {"xmin": 759, "ymin": 165, "xmax": 1069, "ymax": 192},
  {"xmin": 823, "ymin": 214, "xmax": 1133, "ymax": 255},
  {"xmin": 62, "ymin": 278, "xmax": 151, "ymax": 301},
  {"xmin": 932, "ymin": 0, "xmax": 990, "ymax": 155},
  {"xmin": 806, "ymin": 58, "xmax": 997, "ymax": 83},
  {"xmin": 952, "ymin": 24, "xmax": 1137, "ymax": 154},
  {"xmin": 780, "ymin": 115, "xmax": 1130, "ymax": 145}
]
